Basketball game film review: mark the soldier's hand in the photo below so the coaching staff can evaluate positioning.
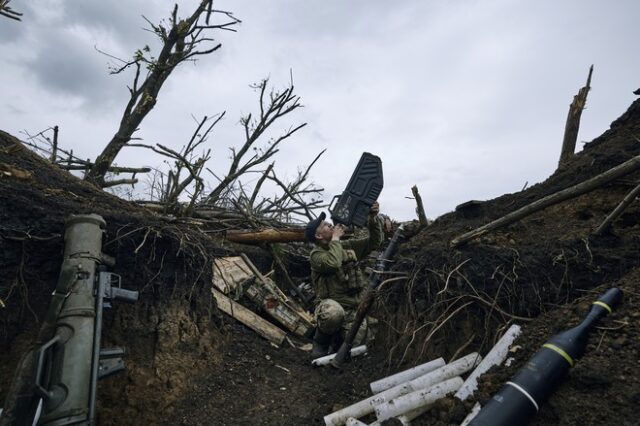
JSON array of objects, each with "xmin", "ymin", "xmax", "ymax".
[
  {"xmin": 332, "ymin": 224, "xmax": 345, "ymax": 241},
  {"xmin": 344, "ymin": 249, "xmax": 358, "ymax": 262},
  {"xmin": 369, "ymin": 201, "xmax": 380, "ymax": 216}
]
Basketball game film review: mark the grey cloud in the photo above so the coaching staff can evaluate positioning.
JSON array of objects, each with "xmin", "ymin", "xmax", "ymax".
[
  {"xmin": 0, "ymin": 18, "xmax": 26, "ymax": 44},
  {"xmin": 62, "ymin": 0, "xmax": 158, "ymax": 46},
  {"xmin": 25, "ymin": 30, "xmax": 124, "ymax": 108},
  {"xmin": 245, "ymin": 0, "xmax": 435, "ymax": 41}
]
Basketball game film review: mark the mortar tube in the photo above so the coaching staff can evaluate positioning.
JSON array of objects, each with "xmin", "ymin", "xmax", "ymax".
[
  {"xmin": 369, "ymin": 358, "xmax": 446, "ymax": 394},
  {"xmin": 454, "ymin": 324, "xmax": 521, "ymax": 401},
  {"xmin": 345, "ymin": 418, "xmax": 368, "ymax": 426},
  {"xmin": 375, "ymin": 377, "xmax": 463, "ymax": 422},
  {"xmin": 312, "ymin": 345, "xmax": 367, "ymax": 367},
  {"xmin": 323, "ymin": 353, "xmax": 481, "ymax": 426}
]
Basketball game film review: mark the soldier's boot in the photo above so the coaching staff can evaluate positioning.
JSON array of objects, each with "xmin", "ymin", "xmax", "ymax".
[{"xmin": 311, "ymin": 328, "xmax": 333, "ymax": 358}]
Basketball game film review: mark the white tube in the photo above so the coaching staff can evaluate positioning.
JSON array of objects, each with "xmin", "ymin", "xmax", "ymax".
[
  {"xmin": 375, "ymin": 377, "xmax": 463, "ymax": 422},
  {"xmin": 312, "ymin": 345, "xmax": 367, "ymax": 367},
  {"xmin": 323, "ymin": 352, "xmax": 481, "ymax": 426},
  {"xmin": 370, "ymin": 403, "xmax": 433, "ymax": 425},
  {"xmin": 369, "ymin": 357, "xmax": 446, "ymax": 394},
  {"xmin": 459, "ymin": 402, "xmax": 481, "ymax": 426},
  {"xmin": 454, "ymin": 324, "xmax": 521, "ymax": 401},
  {"xmin": 396, "ymin": 405, "xmax": 431, "ymax": 425},
  {"xmin": 345, "ymin": 418, "xmax": 368, "ymax": 426}
]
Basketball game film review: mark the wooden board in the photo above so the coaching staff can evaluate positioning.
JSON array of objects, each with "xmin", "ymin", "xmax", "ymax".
[
  {"xmin": 211, "ymin": 288, "xmax": 286, "ymax": 345},
  {"xmin": 212, "ymin": 256, "xmax": 253, "ymax": 294},
  {"xmin": 213, "ymin": 255, "xmax": 314, "ymax": 337}
]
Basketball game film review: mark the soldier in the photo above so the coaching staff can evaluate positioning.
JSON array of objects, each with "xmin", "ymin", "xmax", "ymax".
[{"xmin": 305, "ymin": 201, "xmax": 384, "ymax": 357}]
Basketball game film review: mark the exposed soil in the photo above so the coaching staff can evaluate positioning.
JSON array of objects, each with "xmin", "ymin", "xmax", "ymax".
[{"xmin": 1, "ymin": 97, "xmax": 640, "ymax": 426}]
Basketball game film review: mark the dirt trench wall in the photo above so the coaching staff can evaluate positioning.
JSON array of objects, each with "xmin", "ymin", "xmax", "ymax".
[
  {"xmin": 0, "ymin": 217, "xmax": 228, "ymax": 424},
  {"xmin": 98, "ymin": 294, "xmax": 223, "ymax": 424}
]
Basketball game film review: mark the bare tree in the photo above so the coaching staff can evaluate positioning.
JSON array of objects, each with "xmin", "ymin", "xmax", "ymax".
[
  {"xmin": 262, "ymin": 150, "xmax": 326, "ymax": 221},
  {"xmin": 0, "ymin": 0, "xmax": 22, "ymax": 21},
  {"xmin": 226, "ymin": 150, "xmax": 326, "ymax": 225},
  {"xmin": 84, "ymin": 1, "xmax": 239, "ymax": 187},
  {"xmin": 205, "ymin": 76, "xmax": 307, "ymax": 204},
  {"xmin": 131, "ymin": 113, "xmax": 224, "ymax": 215}
]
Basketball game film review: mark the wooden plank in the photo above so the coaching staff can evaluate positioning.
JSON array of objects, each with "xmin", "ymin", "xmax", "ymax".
[
  {"xmin": 211, "ymin": 288, "xmax": 286, "ymax": 345},
  {"xmin": 212, "ymin": 256, "xmax": 253, "ymax": 294}
]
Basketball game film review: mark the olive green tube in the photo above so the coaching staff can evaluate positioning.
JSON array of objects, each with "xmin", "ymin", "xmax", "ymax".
[{"xmin": 38, "ymin": 214, "xmax": 106, "ymax": 425}]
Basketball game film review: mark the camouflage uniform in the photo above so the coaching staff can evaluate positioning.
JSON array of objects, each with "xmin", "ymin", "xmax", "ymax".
[{"xmin": 310, "ymin": 216, "xmax": 384, "ymax": 345}]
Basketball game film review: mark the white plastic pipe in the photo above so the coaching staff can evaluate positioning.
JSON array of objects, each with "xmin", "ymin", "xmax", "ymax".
[
  {"xmin": 369, "ymin": 357, "xmax": 446, "ymax": 394},
  {"xmin": 397, "ymin": 405, "xmax": 430, "ymax": 426},
  {"xmin": 459, "ymin": 402, "xmax": 481, "ymax": 426},
  {"xmin": 369, "ymin": 405, "xmax": 432, "ymax": 426},
  {"xmin": 312, "ymin": 345, "xmax": 367, "ymax": 367},
  {"xmin": 375, "ymin": 377, "xmax": 463, "ymax": 422},
  {"xmin": 454, "ymin": 324, "xmax": 521, "ymax": 401},
  {"xmin": 345, "ymin": 418, "xmax": 368, "ymax": 426},
  {"xmin": 323, "ymin": 352, "xmax": 481, "ymax": 426}
]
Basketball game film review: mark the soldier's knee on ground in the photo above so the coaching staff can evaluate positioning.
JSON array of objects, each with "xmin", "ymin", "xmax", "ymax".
[
  {"xmin": 314, "ymin": 299, "xmax": 345, "ymax": 335},
  {"xmin": 345, "ymin": 315, "xmax": 378, "ymax": 346}
]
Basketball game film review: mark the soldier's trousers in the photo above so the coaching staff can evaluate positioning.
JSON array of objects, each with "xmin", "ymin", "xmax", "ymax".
[{"xmin": 314, "ymin": 298, "xmax": 377, "ymax": 345}]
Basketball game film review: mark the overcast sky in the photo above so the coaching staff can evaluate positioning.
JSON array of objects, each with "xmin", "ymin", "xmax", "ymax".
[{"xmin": 1, "ymin": 0, "xmax": 639, "ymax": 221}]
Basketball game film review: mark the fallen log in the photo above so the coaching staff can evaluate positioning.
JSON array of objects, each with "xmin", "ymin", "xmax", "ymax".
[
  {"xmin": 593, "ymin": 181, "xmax": 640, "ymax": 235},
  {"xmin": 451, "ymin": 153, "xmax": 640, "ymax": 247},
  {"xmin": 226, "ymin": 227, "xmax": 305, "ymax": 244}
]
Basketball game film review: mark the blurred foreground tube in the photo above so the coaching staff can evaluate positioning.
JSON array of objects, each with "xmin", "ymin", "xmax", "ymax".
[{"xmin": 469, "ymin": 288, "xmax": 622, "ymax": 426}]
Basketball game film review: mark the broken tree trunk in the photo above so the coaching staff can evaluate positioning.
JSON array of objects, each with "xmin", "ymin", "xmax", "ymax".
[
  {"xmin": 593, "ymin": 181, "xmax": 640, "ymax": 235},
  {"xmin": 557, "ymin": 65, "xmax": 593, "ymax": 170},
  {"xmin": 411, "ymin": 184, "xmax": 428, "ymax": 226},
  {"xmin": 451, "ymin": 153, "xmax": 640, "ymax": 247},
  {"xmin": 226, "ymin": 227, "xmax": 305, "ymax": 244}
]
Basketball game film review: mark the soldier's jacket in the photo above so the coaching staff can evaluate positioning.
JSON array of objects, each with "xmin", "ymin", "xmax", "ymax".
[{"xmin": 310, "ymin": 216, "xmax": 384, "ymax": 309}]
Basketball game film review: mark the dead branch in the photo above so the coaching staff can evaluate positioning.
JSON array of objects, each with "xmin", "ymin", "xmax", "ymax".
[
  {"xmin": 257, "ymin": 151, "xmax": 326, "ymax": 221},
  {"xmin": 60, "ymin": 164, "xmax": 151, "ymax": 174},
  {"xmin": 132, "ymin": 113, "xmax": 222, "ymax": 215},
  {"xmin": 557, "ymin": 65, "xmax": 593, "ymax": 169},
  {"xmin": 451, "ymin": 153, "xmax": 640, "ymax": 247},
  {"xmin": 593, "ymin": 181, "xmax": 640, "ymax": 235},
  {"xmin": 411, "ymin": 184, "xmax": 428, "ymax": 226},
  {"xmin": 102, "ymin": 178, "xmax": 138, "ymax": 188},
  {"xmin": 205, "ymin": 76, "xmax": 307, "ymax": 204},
  {"xmin": 0, "ymin": 0, "xmax": 22, "ymax": 21},
  {"xmin": 50, "ymin": 125, "xmax": 58, "ymax": 162},
  {"xmin": 20, "ymin": 127, "xmax": 150, "ymax": 181},
  {"xmin": 249, "ymin": 162, "xmax": 274, "ymax": 206},
  {"xmin": 85, "ymin": 1, "xmax": 239, "ymax": 187}
]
